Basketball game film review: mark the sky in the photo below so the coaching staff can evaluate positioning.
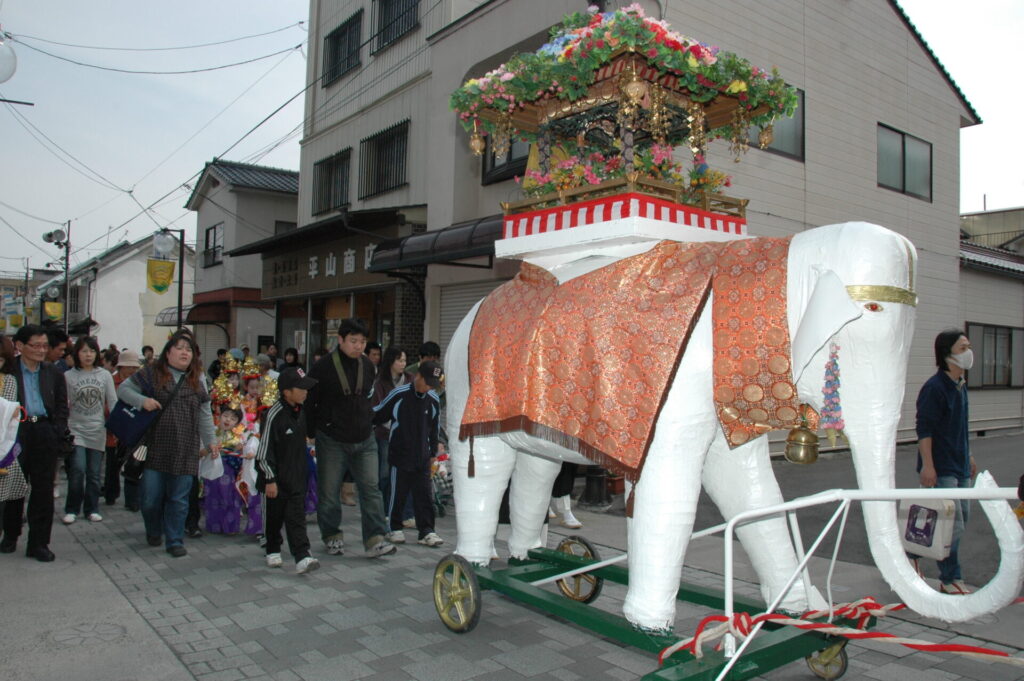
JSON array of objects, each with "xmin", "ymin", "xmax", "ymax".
[{"xmin": 1, "ymin": 0, "xmax": 1022, "ymax": 274}]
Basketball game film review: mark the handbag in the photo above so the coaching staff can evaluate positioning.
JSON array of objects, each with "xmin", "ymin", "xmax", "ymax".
[
  {"xmin": 898, "ymin": 497, "xmax": 955, "ymax": 560},
  {"xmin": 106, "ymin": 400, "xmax": 158, "ymax": 450},
  {"xmin": 120, "ymin": 372, "xmax": 186, "ymax": 481}
]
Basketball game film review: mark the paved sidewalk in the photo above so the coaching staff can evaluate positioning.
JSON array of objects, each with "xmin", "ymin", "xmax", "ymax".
[{"xmin": 2, "ymin": 496, "xmax": 1021, "ymax": 681}]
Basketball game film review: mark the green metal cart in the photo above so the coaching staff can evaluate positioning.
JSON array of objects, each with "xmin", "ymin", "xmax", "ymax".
[{"xmin": 432, "ymin": 536, "xmax": 855, "ymax": 681}]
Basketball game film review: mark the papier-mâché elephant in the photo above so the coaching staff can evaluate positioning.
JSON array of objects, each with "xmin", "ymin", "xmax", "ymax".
[{"xmin": 444, "ymin": 221, "xmax": 1024, "ymax": 631}]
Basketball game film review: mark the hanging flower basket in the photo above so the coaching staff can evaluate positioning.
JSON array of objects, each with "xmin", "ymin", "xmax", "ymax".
[{"xmin": 451, "ymin": 4, "xmax": 799, "ymax": 214}]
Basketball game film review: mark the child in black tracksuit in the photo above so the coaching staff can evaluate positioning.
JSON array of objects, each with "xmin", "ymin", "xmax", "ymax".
[
  {"xmin": 372, "ymin": 361, "xmax": 445, "ymax": 546},
  {"xmin": 256, "ymin": 367, "xmax": 320, "ymax": 574}
]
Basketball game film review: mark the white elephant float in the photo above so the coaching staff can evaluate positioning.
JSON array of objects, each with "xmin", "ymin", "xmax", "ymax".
[{"xmin": 444, "ymin": 220, "xmax": 1024, "ymax": 632}]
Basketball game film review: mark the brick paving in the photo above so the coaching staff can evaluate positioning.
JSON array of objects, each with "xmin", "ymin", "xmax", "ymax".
[{"xmin": 10, "ymin": 496, "xmax": 1024, "ymax": 680}]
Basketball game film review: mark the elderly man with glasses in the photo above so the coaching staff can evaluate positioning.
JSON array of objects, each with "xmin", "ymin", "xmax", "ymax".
[{"xmin": 3, "ymin": 324, "xmax": 69, "ymax": 561}]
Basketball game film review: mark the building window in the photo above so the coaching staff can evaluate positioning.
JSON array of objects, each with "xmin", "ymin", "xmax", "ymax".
[
  {"xmin": 359, "ymin": 120, "xmax": 409, "ymax": 199},
  {"xmin": 965, "ymin": 322, "xmax": 1024, "ymax": 388},
  {"xmin": 482, "ymin": 136, "xmax": 531, "ymax": 185},
  {"xmin": 373, "ymin": 0, "xmax": 419, "ymax": 53},
  {"xmin": 69, "ymin": 286, "xmax": 80, "ymax": 314},
  {"xmin": 877, "ymin": 124, "xmax": 932, "ymax": 201},
  {"xmin": 274, "ymin": 220, "xmax": 297, "ymax": 235},
  {"xmin": 203, "ymin": 223, "xmax": 224, "ymax": 268},
  {"xmin": 323, "ymin": 11, "xmax": 362, "ymax": 86},
  {"xmin": 749, "ymin": 89, "xmax": 804, "ymax": 160},
  {"xmin": 312, "ymin": 148, "xmax": 352, "ymax": 215}
]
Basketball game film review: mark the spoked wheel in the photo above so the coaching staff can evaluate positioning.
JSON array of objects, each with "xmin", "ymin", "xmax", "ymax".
[
  {"xmin": 433, "ymin": 553, "xmax": 482, "ymax": 633},
  {"xmin": 806, "ymin": 640, "xmax": 849, "ymax": 680},
  {"xmin": 555, "ymin": 535, "xmax": 604, "ymax": 603}
]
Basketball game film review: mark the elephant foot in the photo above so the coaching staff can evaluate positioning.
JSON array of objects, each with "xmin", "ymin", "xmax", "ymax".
[{"xmin": 630, "ymin": 621, "xmax": 674, "ymax": 636}]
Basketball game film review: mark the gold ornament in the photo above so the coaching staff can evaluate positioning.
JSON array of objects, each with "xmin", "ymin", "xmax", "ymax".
[
  {"xmin": 241, "ymin": 358, "xmax": 260, "ymax": 380},
  {"xmin": 469, "ymin": 132, "xmax": 486, "ymax": 156},
  {"xmin": 758, "ymin": 124, "xmax": 774, "ymax": 149},
  {"xmin": 728, "ymin": 107, "xmax": 751, "ymax": 162}
]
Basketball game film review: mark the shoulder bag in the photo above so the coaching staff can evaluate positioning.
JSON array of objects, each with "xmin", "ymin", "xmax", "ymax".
[{"xmin": 122, "ymin": 372, "xmax": 186, "ymax": 482}]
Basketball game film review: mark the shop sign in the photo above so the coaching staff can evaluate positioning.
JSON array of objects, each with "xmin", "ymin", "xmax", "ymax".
[{"xmin": 262, "ymin": 228, "xmax": 398, "ymax": 299}]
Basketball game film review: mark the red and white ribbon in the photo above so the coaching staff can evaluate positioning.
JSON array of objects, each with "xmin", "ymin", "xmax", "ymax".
[{"xmin": 659, "ymin": 597, "xmax": 1024, "ymax": 668}]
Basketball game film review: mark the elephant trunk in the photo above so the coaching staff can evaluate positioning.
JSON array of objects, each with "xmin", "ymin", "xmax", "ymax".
[{"xmin": 848, "ymin": 408, "xmax": 1024, "ymax": 622}]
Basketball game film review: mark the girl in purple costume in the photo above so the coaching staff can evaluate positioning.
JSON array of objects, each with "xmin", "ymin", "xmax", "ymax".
[{"xmin": 203, "ymin": 408, "xmax": 246, "ymax": 534}]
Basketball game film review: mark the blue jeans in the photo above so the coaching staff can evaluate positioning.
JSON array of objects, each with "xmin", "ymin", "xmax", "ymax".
[
  {"xmin": 65, "ymin": 446, "xmax": 103, "ymax": 517},
  {"xmin": 936, "ymin": 475, "xmax": 971, "ymax": 584},
  {"xmin": 140, "ymin": 469, "xmax": 194, "ymax": 549},
  {"xmin": 316, "ymin": 431, "xmax": 388, "ymax": 548}
]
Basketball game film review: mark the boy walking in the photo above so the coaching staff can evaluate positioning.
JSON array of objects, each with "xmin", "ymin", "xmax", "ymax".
[
  {"xmin": 373, "ymin": 361, "xmax": 445, "ymax": 547},
  {"xmin": 256, "ymin": 367, "xmax": 320, "ymax": 574}
]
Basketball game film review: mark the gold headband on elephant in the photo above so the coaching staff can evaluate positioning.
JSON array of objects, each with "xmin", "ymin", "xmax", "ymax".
[{"xmin": 845, "ymin": 285, "xmax": 917, "ymax": 307}]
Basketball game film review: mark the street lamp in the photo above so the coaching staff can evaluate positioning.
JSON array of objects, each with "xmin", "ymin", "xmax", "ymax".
[
  {"xmin": 153, "ymin": 228, "xmax": 185, "ymax": 329},
  {"xmin": 42, "ymin": 222, "xmax": 71, "ymax": 334}
]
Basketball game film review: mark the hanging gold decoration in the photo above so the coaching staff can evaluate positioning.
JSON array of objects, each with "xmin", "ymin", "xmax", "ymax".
[
  {"xmin": 728, "ymin": 106, "xmax": 751, "ymax": 162},
  {"xmin": 646, "ymin": 83, "xmax": 669, "ymax": 145},
  {"xmin": 469, "ymin": 119, "xmax": 486, "ymax": 155},
  {"xmin": 686, "ymin": 100, "xmax": 707, "ymax": 156},
  {"xmin": 758, "ymin": 123, "xmax": 774, "ymax": 150},
  {"xmin": 491, "ymin": 111, "xmax": 513, "ymax": 158}
]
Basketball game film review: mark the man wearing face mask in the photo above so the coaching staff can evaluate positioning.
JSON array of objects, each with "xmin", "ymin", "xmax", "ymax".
[{"xmin": 914, "ymin": 328, "xmax": 976, "ymax": 595}]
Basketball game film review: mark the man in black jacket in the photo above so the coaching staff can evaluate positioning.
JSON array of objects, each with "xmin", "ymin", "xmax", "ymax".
[
  {"xmin": 4, "ymin": 324, "xmax": 69, "ymax": 561},
  {"xmin": 256, "ymin": 367, "xmax": 320, "ymax": 574},
  {"xmin": 306, "ymin": 318, "xmax": 396, "ymax": 558}
]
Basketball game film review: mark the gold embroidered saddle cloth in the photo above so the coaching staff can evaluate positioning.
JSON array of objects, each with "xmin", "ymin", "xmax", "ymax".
[{"xmin": 460, "ymin": 237, "xmax": 807, "ymax": 482}]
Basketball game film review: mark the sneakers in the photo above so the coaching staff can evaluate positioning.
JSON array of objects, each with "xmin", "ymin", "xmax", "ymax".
[
  {"xmin": 385, "ymin": 530, "xmax": 406, "ymax": 544},
  {"xmin": 325, "ymin": 537, "xmax": 345, "ymax": 555},
  {"xmin": 186, "ymin": 527, "xmax": 203, "ymax": 539},
  {"xmin": 167, "ymin": 545, "xmax": 187, "ymax": 558},
  {"xmin": 365, "ymin": 539, "xmax": 397, "ymax": 558},
  {"xmin": 87, "ymin": 513, "xmax": 103, "ymax": 523},
  {"xmin": 266, "ymin": 553, "xmax": 283, "ymax": 568},
  {"xmin": 61, "ymin": 513, "xmax": 75, "ymax": 525},
  {"xmin": 402, "ymin": 518, "xmax": 416, "ymax": 528},
  {"xmin": 296, "ymin": 556, "xmax": 320, "ymax": 574},
  {"xmin": 940, "ymin": 580, "xmax": 972, "ymax": 595},
  {"xmin": 418, "ymin": 532, "xmax": 444, "ymax": 547}
]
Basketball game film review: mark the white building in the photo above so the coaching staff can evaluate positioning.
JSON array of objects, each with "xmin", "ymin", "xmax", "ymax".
[{"xmin": 36, "ymin": 233, "xmax": 195, "ymax": 354}]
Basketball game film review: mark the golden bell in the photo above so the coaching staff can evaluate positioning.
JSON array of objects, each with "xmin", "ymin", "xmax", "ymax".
[
  {"xmin": 469, "ymin": 132, "xmax": 486, "ymax": 156},
  {"xmin": 784, "ymin": 424, "xmax": 819, "ymax": 464}
]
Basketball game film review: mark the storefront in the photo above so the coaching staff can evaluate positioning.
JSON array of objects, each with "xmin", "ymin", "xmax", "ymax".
[{"xmin": 227, "ymin": 210, "xmax": 425, "ymax": 366}]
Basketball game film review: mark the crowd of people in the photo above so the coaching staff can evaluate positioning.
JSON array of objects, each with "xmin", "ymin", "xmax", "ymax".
[{"xmin": 0, "ymin": 319, "xmax": 465, "ymax": 574}]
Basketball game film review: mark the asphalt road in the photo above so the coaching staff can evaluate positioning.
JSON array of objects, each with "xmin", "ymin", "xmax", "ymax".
[{"xmin": 690, "ymin": 431, "xmax": 1023, "ymax": 587}]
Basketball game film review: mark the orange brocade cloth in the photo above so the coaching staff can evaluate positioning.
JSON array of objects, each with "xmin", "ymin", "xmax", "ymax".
[{"xmin": 460, "ymin": 237, "xmax": 808, "ymax": 482}]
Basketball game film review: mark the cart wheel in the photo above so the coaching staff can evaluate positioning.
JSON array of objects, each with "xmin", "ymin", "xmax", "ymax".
[
  {"xmin": 555, "ymin": 535, "xmax": 604, "ymax": 604},
  {"xmin": 433, "ymin": 553, "xmax": 481, "ymax": 633},
  {"xmin": 805, "ymin": 640, "xmax": 848, "ymax": 680}
]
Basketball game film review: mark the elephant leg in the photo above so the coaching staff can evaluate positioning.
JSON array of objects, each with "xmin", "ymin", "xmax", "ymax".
[
  {"xmin": 703, "ymin": 433, "xmax": 827, "ymax": 612},
  {"xmin": 507, "ymin": 453, "xmax": 562, "ymax": 559},
  {"xmin": 623, "ymin": 310, "xmax": 717, "ymax": 631},
  {"xmin": 451, "ymin": 435, "xmax": 516, "ymax": 566}
]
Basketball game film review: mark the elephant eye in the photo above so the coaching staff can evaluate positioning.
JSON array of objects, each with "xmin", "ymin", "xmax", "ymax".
[{"xmin": 864, "ymin": 302, "xmax": 883, "ymax": 312}]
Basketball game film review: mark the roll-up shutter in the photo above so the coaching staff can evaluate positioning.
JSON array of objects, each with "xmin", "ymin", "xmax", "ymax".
[{"xmin": 438, "ymin": 280, "xmax": 507, "ymax": 356}]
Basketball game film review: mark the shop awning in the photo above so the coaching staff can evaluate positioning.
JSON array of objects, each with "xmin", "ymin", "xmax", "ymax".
[
  {"xmin": 226, "ymin": 207, "xmax": 408, "ymax": 257},
  {"xmin": 368, "ymin": 214, "xmax": 502, "ymax": 272},
  {"xmin": 155, "ymin": 302, "xmax": 230, "ymax": 327}
]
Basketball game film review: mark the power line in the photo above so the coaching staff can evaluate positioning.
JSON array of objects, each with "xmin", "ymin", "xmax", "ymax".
[
  {"xmin": 131, "ymin": 46, "xmax": 301, "ymax": 187},
  {"xmin": 0, "ymin": 211, "xmax": 59, "ymax": 258},
  {"xmin": 11, "ymin": 38, "xmax": 302, "ymax": 75},
  {"xmin": 1, "ymin": 92, "xmax": 128, "ymax": 191},
  {"xmin": 0, "ymin": 199, "xmax": 64, "ymax": 226},
  {"xmin": 13, "ymin": 22, "xmax": 304, "ymax": 52}
]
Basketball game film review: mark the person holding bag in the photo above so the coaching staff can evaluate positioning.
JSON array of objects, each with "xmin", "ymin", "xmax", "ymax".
[{"xmin": 117, "ymin": 331, "xmax": 218, "ymax": 557}]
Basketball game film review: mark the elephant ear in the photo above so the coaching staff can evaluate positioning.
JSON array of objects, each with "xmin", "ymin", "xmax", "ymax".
[{"xmin": 791, "ymin": 269, "xmax": 862, "ymax": 385}]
